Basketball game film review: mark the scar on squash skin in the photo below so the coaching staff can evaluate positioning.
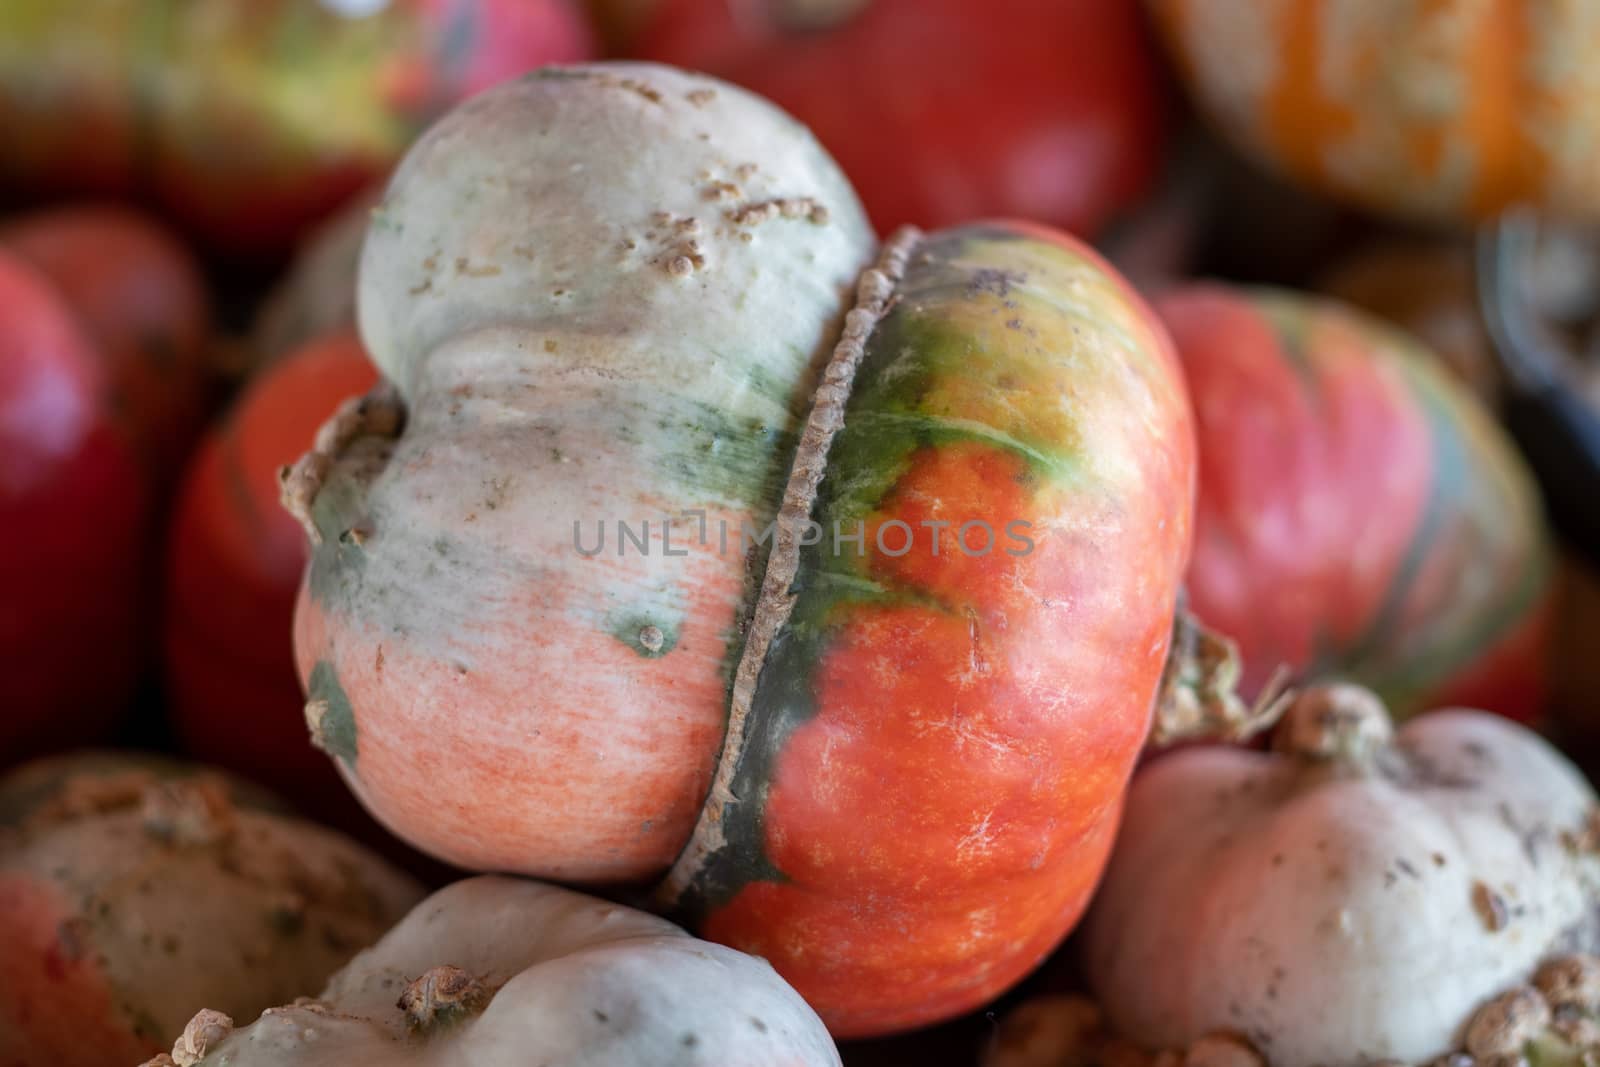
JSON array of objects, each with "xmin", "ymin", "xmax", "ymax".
[
  {"xmin": 281, "ymin": 383, "xmax": 406, "ymax": 545},
  {"xmin": 612, "ymin": 615, "xmax": 678, "ymax": 659},
  {"xmin": 542, "ymin": 68, "xmax": 668, "ymax": 105},
  {"xmin": 455, "ymin": 257, "xmax": 502, "ymax": 278},
  {"xmin": 1472, "ymin": 881, "xmax": 1509, "ymax": 932},
  {"xmin": 656, "ymin": 226, "xmax": 921, "ymax": 908}
]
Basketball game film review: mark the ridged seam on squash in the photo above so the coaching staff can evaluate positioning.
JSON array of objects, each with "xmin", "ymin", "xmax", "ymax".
[{"xmin": 656, "ymin": 225, "xmax": 922, "ymax": 908}]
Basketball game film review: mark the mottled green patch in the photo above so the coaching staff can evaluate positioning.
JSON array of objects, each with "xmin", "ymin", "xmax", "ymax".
[
  {"xmin": 810, "ymin": 412, "xmax": 918, "ymax": 532},
  {"xmin": 307, "ymin": 661, "xmax": 359, "ymax": 767},
  {"xmin": 649, "ymin": 398, "xmax": 797, "ymax": 513},
  {"xmin": 305, "ymin": 462, "xmax": 373, "ymax": 611},
  {"xmin": 673, "ymin": 617, "xmax": 809, "ymax": 923},
  {"xmin": 609, "ymin": 613, "xmax": 680, "ymax": 659},
  {"xmin": 820, "ymin": 309, "xmax": 1072, "ymax": 529},
  {"xmin": 716, "ymin": 348, "xmax": 815, "ymax": 425}
]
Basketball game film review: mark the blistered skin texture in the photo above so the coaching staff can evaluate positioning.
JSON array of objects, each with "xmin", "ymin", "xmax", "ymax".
[
  {"xmin": 0, "ymin": 253, "xmax": 147, "ymax": 760},
  {"xmin": 181, "ymin": 876, "xmax": 840, "ymax": 1067},
  {"xmin": 1149, "ymin": 0, "xmax": 1600, "ymax": 222},
  {"xmin": 679, "ymin": 223, "xmax": 1196, "ymax": 1036},
  {"xmin": 1165, "ymin": 286, "xmax": 1550, "ymax": 721},
  {"xmin": 0, "ymin": 754, "xmax": 422, "ymax": 1067},
  {"xmin": 297, "ymin": 64, "xmax": 875, "ymax": 881},
  {"xmin": 167, "ymin": 333, "xmax": 377, "ymax": 806},
  {"xmin": 1083, "ymin": 703, "xmax": 1600, "ymax": 1067}
]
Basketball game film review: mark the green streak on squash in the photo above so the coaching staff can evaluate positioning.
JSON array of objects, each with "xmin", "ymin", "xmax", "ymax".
[
  {"xmin": 307, "ymin": 661, "xmax": 359, "ymax": 767},
  {"xmin": 673, "ymin": 221, "xmax": 1168, "ymax": 918}
]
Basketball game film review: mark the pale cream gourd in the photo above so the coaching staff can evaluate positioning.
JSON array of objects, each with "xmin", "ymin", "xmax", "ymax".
[
  {"xmin": 154, "ymin": 875, "xmax": 841, "ymax": 1067},
  {"xmin": 1082, "ymin": 685, "xmax": 1600, "ymax": 1067},
  {"xmin": 985, "ymin": 968, "xmax": 1600, "ymax": 1067}
]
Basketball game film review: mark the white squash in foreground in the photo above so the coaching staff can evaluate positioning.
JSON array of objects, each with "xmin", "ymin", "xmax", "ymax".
[
  {"xmin": 1083, "ymin": 685, "xmax": 1600, "ymax": 1067},
  {"xmin": 153, "ymin": 875, "xmax": 840, "ymax": 1067}
]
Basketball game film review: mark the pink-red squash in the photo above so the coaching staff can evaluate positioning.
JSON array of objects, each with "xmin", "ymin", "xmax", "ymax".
[
  {"xmin": 0, "ymin": 253, "xmax": 147, "ymax": 760},
  {"xmin": 1162, "ymin": 285, "xmax": 1551, "ymax": 721},
  {"xmin": 284, "ymin": 64, "xmax": 1196, "ymax": 1036},
  {"xmin": 2, "ymin": 205, "xmax": 214, "ymax": 481}
]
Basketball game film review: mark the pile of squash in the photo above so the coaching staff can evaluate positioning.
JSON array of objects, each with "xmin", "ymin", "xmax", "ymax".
[{"xmin": 3, "ymin": 3, "xmax": 1600, "ymax": 1066}]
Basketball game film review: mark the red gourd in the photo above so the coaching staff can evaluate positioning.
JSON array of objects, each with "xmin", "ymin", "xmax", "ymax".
[
  {"xmin": 165, "ymin": 332, "xmax": 377, "ymax": 808},
  {"xmin": 1162, "ymin": 284, "xmax": 1551, "ymax": 721},
  {"xmin": 2, "ymin": 205, "xmax": 214, "ymax": 481},
  {"xmin": 0, "ymin": 252, "xmax": 147, "ymax": 760},
  {"xmin": 633, "ymin": 0, "xmax": 1166, "ymax": 238}
]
